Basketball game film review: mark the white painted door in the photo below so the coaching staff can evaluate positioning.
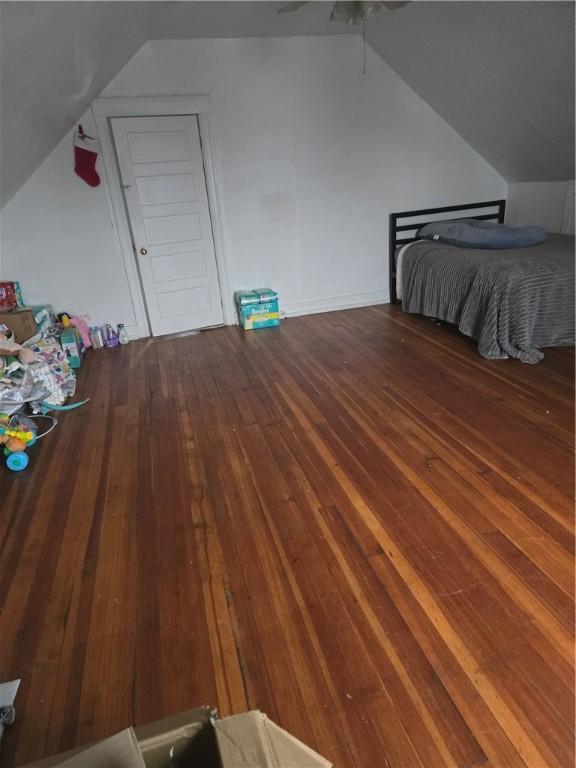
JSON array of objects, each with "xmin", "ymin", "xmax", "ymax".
[{"xmin": 111, "ymin": 115, "xmax": 223, "ymax": 336}]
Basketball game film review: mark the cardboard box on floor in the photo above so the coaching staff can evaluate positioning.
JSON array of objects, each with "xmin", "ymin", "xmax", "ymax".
[
  {"xmin": 23, "ymin": 707, "xmax": 332, "ymax": 768},
  {"xmin": 0, "ymin": 305, "xmax": 56, "ymax": 343}
]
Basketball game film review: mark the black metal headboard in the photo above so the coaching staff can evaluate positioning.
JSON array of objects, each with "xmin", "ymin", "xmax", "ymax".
[{"xmin": 389, "ymin": 199, "xmax": 506, "ymax": 303}]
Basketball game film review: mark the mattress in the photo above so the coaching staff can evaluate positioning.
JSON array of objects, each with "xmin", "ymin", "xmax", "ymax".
[{"xmin": 396, "ymin": 234, "xmax": 575, "ymax": 363}]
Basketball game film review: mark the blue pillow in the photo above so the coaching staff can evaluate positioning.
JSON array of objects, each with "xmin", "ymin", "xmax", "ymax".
[{"xmin": 418, "ymin": 218, "xmax": 546, "ymax": 249}]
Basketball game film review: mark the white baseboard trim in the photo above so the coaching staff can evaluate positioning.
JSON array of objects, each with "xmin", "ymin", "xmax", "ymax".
[
  {"xmin": 282, "ymin": 289, "xmax": 390, "ymax": 318},
  {"xmin": 122, "ymin": 323, "xmax": 146, "ymax": 341},
  {"xmin": 127, "ymin": 291, "xmax": 390, "ymax": 335}
]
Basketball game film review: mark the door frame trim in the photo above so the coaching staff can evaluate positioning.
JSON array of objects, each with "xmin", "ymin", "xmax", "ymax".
[{"xmin": 92, "ymin": 96, "xmax": 233, "ymax": 338}]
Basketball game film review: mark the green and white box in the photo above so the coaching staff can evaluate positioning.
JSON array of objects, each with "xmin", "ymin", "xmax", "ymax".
[
  {"xmin": 235, "ymin": 288, "xmax": 280, "ymax": 330},
  {"xmin": 60, "ymin": 327, "xmax": 83, "ymax": 369}
]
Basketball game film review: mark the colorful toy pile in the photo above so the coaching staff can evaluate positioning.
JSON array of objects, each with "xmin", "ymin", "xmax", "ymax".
[
  {"xmin": 0, "ymin": 328, "xmax": 78, "ymax": 415},
  {"xmin": 0, "ymin": 413, "xmax": 56, "ymax": 471},
  {"xmin": 0, "ymin": 284, "xmax": 137, "ymax": 472},
  {"xmin": 0, "ymin": 284, "xmax": 93, "ymax": 472}
]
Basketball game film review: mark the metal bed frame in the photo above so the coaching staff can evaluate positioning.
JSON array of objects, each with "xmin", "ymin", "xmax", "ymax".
[{"xmin": 388, "ymin": 199, "xmax": 506, "ymax": 303}]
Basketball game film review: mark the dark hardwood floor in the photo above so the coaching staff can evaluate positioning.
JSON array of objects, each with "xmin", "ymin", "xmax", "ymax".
[{"xmin": 0, "ymin": 305, "xmax": 573, "ymax": 767}]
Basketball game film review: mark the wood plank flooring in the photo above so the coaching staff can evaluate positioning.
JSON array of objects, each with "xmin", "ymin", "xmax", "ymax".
[{"xmin": 0, "ymin": 305, "xmax": 573, "ymax": 767}]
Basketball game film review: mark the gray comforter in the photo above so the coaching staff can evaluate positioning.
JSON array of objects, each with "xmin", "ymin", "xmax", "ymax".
[{"xmin": 401, "ymin": 233, "xmax": 575, "ymax": 363}]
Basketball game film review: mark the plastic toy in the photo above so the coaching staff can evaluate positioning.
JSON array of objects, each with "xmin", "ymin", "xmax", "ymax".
[
  {"xmin": 57, "ymin": 312, "xmax": 72, "ymax": 328},
  {"xmin": 70, "ymin": 316, "xmax": 92, "ymax": 349},
  {"xmin": 0, "ymin": 413, "xmax": 56, "ymax": 472}
]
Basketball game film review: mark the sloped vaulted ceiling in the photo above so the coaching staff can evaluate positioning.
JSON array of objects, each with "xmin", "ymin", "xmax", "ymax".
[
  {"xmin": 1, "ymin": 1, "xmax": 574, "ymax": 209},
  {"xmin": 0, "ymin": 1, "xmax": 152, "ymax": 208},
  {"xmin": 364, "ymin": 1, "xmax": 575, "ymax": 183}
]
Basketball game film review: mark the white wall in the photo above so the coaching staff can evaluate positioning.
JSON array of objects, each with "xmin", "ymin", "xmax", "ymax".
[
  {"xmin": 506, "ymin": 181, "xmax": 575, "ymax": 233},
  {"xmin": 0, "ymin": 109, "xmax": 141, "ymax": 330},
  {"xmin": 1, "ymin": 36, "xmax": 506, "ymax": 333},
  {"xmin": 561, "ymin": 181, "xmax": 575, "ymax": 235}
]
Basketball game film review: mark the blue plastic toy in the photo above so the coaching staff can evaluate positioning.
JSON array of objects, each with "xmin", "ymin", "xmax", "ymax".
[{"xmin": 6, "ymin": 452, "xmax": 29, "ymax": 471}]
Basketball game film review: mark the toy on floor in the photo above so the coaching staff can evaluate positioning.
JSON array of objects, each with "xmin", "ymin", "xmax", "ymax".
[
  {"xmin": 0, "ymin": 413, "xmax": 57, "ymax": 471},
  {"xmin": 0, "ymin": 328, "xmax": 36, "ymax": 366}
]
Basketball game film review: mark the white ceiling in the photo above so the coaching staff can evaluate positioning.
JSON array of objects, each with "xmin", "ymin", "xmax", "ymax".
[
  {"xmin": 152, "ymin": 0, "xmax": 355, "ymax": 38},
  {"xmin": 1, "ymin": 1, "xmax": 574, "ymax": 208}
]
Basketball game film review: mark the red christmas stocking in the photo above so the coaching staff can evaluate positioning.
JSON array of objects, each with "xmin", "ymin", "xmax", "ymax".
[{"xmin": 74, "ymin": 126, "xmax": 100, "ymax": 187}]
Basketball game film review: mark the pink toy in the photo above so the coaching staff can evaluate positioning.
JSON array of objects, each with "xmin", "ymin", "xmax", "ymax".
[{"xmin": 70, "ymin": 316, "xmax": 92, "ymax": 349}]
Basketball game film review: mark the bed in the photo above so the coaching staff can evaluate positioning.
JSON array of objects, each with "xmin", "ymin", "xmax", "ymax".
[{"xmin": 389, "ymin": 200, "xmax": 575, "ymax": 363}]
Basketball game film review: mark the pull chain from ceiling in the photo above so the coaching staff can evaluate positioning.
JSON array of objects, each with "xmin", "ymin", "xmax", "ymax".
[{"xmin": 363, "ymin": 19, "xmax": 367, "ymax": 76}]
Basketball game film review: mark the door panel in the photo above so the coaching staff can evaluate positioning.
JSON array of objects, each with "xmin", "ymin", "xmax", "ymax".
[
  {"xmin": 158, "ymin": 286, "xmax": 211, "ymax": 318},
  {"xmin": 151, "ymin": 251, "xmax": 207, "ymax": 283},
  {"xmin": 136, "ymin": 174, "xmax": 196, "ymax": 205},
  {"xmin": 143, "ymin": 213, "xmax": 201, "ymax": 244},
  {"xmin": 128, "ymin": 130, "xmax": 191, "ymax": 163},
  {"xmin": 111, "ymin": 115, "xmax": 223, "ymax": 336}
]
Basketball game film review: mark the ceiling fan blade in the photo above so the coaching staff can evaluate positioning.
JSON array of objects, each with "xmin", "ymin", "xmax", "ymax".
[
  {"xmin": 381, "ymin": 1, "xmax": 412, "ymax": 9},
  {"xmin": 277, "ymin": 1, "xmax": 311, "ymax": 13}
]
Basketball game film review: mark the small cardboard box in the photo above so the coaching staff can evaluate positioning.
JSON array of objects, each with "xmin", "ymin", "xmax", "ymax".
[
  {"xmin": 0, "ymin": 305, "xmax": 56, "ymax": 343},
  {"xmin": 235, "ymin": 289, "xmax": 280, "ymax": 330},
  {"xmin": 22, "ymin": 708, "xmax": 332, "ymax": 768},
  {"xmin": 0, "ymin": 308, "xmax": 38, "ymax": 343}
]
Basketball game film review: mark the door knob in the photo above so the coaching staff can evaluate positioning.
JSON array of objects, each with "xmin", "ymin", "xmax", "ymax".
[{"xmin": 140, "ymin": 247, "xmax": 148, "ymax": 256}]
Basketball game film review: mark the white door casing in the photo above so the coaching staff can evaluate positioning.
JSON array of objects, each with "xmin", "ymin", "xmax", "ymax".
[{"xmin": 111, "ymin": 114, "xmax": 223, "ymax": 336}]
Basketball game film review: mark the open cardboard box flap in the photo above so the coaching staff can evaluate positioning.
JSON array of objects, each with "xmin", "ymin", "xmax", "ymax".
[
  {"xmin": 56, "ymin": 729, "xmax": 145, "ymax": 768},
  {"xmin": 22, "ymin": 709, "xmax": 332, "ymax": 768},
  {"xmin": 215, "ymin": 711, "xmax": 332, "ymax": 768}
]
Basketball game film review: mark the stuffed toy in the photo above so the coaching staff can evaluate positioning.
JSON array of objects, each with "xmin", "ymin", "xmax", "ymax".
[{"xmin": 0, "ymin": 331, "xmax": 37, "ymax": 367}]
